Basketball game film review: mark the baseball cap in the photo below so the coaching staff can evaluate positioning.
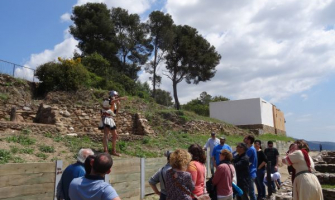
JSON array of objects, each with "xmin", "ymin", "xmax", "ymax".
[
  {"xmin": 220, "ymin": 136, "xmax": 226, "ymax": 140},
  {"xmin": 211, "ymin": 132, "xmax": 216, "ymax": 136}
]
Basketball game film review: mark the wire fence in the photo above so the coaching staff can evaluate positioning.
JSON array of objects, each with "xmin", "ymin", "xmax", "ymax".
[{"xmin": 0, "ymin": 59, "xmax": 36, "ymax": 82}]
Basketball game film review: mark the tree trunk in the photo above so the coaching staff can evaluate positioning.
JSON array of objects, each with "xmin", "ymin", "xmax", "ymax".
[
  {"xmin": 152, "ymin": 42, "xmax": 158, "ymax": 98},
  {"xmin": 10, "ymin": 107, "xmax": 16, "ymax": 121},
  {"xmin": 172, "ymin": 80, "xmax": 180, "ymax": 110}
]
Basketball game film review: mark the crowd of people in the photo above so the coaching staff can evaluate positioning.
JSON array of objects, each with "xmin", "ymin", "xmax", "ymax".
[
  {"xmin": 55, "ymin": 90, "xmax": 323, "ymax": 200},
  {"xmin": 149, "ymin": 133, "xmax": 324, "ymax": 200},
  {"xmin": 57, "ymin": 149, "xmax": 121, "ymax": 200}
]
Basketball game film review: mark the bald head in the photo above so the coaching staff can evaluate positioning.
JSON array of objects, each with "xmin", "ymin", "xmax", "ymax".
[{"xmin": 93, "ymin": 153, "xmax": 113, "ymax": 174}]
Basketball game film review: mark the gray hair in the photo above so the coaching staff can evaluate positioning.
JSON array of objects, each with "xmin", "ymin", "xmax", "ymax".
[{"xmin": 77, "ymin": 148, "xmax": 94, "ymax": 163}]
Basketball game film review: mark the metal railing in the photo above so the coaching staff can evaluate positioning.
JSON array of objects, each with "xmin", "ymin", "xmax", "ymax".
[{"xmin": 0, "ymin": 59, "xmax": 36, "ymax": 82}]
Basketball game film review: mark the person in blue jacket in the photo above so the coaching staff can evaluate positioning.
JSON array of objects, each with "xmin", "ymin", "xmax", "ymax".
[
  {"xmin": 244, "ymin": 135, "xmax": 257, "ymax": 200},
  {"xmin": 212, "ymin": 136, "xmax": 232, "ymax": 168}
]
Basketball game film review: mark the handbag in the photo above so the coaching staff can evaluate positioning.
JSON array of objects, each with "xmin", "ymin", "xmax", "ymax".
[{"xmin": 206, "ymin": 176, "xmax": 217, "ymax": 200}]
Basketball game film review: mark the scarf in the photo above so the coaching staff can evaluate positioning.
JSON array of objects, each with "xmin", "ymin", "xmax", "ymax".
[{"xmin": 291, "ymin": 149, "xmax": 311, "ymax": 183}]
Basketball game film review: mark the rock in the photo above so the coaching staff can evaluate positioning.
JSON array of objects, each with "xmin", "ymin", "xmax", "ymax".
[
  {"xmin": 69, "ymin": 127, "xmax": 74, "ymax": 132},
  {"xmin": 66, "ymin": 133, "xmax": 78, "ymax": 137},
  {"xmin": 23, "ymin": 106, "xmax": 31, "ymax": 111},
  {"xmin": 64, "ymin": 110, "xmax": 71, "ymax": 117},
  {"xmin": 14, "ymin": 114, "xmax": 24, "ymax": 122}
]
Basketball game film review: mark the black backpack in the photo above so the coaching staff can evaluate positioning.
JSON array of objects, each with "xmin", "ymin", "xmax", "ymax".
[{"xmin": 206, "ymin": 177, "xmax": 217, "ymax": 200}]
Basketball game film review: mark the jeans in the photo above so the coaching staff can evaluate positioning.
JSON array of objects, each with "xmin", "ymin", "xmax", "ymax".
[
  {"xmin": 237, "ymin": 193, "xmax": 249, "ymax": 200},
  {"xmin": 255, "ymin": 169, "xmax": 265, "ymax": 199},
  {"xmin": 210, "ymin": 158, "xmax": 215, "ymax": 176},
  {"xmin": 248, "ymin": 177, "xmax": 256, "ymax": 200},
  {"xmin": 270, "ymin": 167, "xmax": 281, "ymax": 192},
  {"xmin": 160, "ymin": 193, "xmax": 166, "ymax": 200}
]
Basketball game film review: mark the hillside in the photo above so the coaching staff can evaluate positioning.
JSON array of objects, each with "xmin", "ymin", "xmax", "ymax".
[{"xmin": 0, "ymin": 74, "xmax": 291, "ymax": 163}]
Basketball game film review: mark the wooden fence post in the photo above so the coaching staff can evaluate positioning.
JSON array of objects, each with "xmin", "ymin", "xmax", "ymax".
[{"xmin": 54, "ymin": 160, "xmax": 63, "ymax": 200}]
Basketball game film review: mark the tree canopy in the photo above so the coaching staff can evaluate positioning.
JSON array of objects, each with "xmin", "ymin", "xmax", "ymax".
[
  {"xmin": 183, "ymin": 92, "xmax": 229, "ymax": 116},
  {"xmin": 36, "ymin": 2, "xmax": 224, "ymax": 110},
  {"xmin": 70, "ymin": 3, "xmax": 118, "ymax": 64},
  {"xmin": 145, "ymin": 11, "xmax": 174, "ymax": 98},
  {"xmin": 164, "ymin": 25, "xmax": 221, "ymax": 110}
]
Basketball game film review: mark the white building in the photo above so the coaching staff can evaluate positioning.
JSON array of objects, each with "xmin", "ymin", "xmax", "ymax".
[{"xmin": 209, "ymin": 98, "xmax": 286, "ymax": 135}]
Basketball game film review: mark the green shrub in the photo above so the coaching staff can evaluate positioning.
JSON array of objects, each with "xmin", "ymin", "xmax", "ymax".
[
  {"xmin": 39, "ymin": 145, "xmax": 55, "ymax": 153},
  {"xmin": 19, "ymin": 148, "xmax": 34, "ymax": 154},
  {"xmin": 44, "ymin": 132, "xmax": 52, "ymax": 138},
  {"xmin": 36, "ymin": 153, "xmax": 47, "ymax": 160},
  {"xmin": 35, "ymin": 58, "xmax": 91, "ymax": 93},
  {"xmin": 6, "ymin": 135, "xmax": 36, "ymax": 145},
  {"xmin": 0, "ymin": 149, "xmax": 11, "ymax": 164},
  {"xmin": 53, "ymin": 134, "xmax": 63, "ymax": 142},
  {"xmin": 81, "ymin": 52, "xmax": 110, "ymax": 78},
  {"xmin": 118, "ymin": 141, "xmax": 127, "ymax": 151},
  {"xmin": 21, "ymin": 128, "xmax": 31, "ymax": 135},
  {"xmin": 142, "ymin": 137, "xmax": 150, "ymax": 144},
  {"xmin": 10, "ymin": 146, "xmax": 19, "ymax": 154},
  {"xmin": 0, "ymin": 93, "xmax": 9, "ymax": 100},
  {"xmin": 13, "ymin": 157, "xmax": 24, "ymax": 163}
]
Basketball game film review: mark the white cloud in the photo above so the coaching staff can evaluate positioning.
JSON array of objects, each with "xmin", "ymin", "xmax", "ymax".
[
  {"xmin": 144, "ymin": 0, "xmax": 335, "ymax": 104},
  {"xmin": 75, "ymin": 0, "xmax": 154, "ymax": 14},
  {"xmin": 301, "ymin": 94, "xmax": 308, "ymax": 101},
  {"xmin": 23, "ymin": 29, "xmax": 79, "ymax": 71},
  {"xmin": 60, "ymin": 13, "xmax": 71, "ymax": 22}
]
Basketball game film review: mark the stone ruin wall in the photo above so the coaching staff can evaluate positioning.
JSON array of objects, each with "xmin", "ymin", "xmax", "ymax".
[
  {"xmin": 0, "ymin": 101, "xmax": 246, "ymax": 142},
  {"xmin": 0, "ymin": 101, "xmax": 154, "ymax": 142}
]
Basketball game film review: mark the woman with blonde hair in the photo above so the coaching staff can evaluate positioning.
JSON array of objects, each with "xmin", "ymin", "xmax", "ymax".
[
  {"xmin": 282, "ymin": 140, "xmax": 323, "ymax": 200},
  {"xmin": 165, "ymin": 149, "xmax": 195, "ymax": 200},
  {"xmin": 212, "ymin": 149, "xmax": 236, "ymax": 200}
]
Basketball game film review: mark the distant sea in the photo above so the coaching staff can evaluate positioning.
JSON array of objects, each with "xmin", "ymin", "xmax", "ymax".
[{"xmin": 307, "ymin": 141, "xmax": 335, "ymax": 151}]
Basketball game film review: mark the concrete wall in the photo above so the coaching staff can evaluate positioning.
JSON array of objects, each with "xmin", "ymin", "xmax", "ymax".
[
  {"xmin": 210, "ymin": 98, "xmax": 287, "ymax": 135},
  {"xmin": 210, "ymin": 98, "xmax": 263, "ymax": 126},
  {"xmin": 260, "ymin": 99, "xmax": 274, "ymax": 127}
]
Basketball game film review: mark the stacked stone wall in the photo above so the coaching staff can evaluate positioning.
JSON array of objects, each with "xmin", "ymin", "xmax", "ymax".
[{"xmin": 0, "ymin": 121, "xmax": 58, "ymax": 134}]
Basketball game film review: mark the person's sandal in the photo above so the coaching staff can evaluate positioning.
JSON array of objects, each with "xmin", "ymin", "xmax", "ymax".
[{"xmin": 111, "ymin": 150, "xmax": 121, "ymax": 157}]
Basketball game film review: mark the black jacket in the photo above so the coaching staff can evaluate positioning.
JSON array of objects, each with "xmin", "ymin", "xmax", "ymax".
[{"xmin": 233, "ymin": 153, "xmax": 250, "ymax": 192}]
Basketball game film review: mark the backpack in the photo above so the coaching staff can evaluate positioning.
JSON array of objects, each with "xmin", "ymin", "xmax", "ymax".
[{"xmin": 206, "ymin": 177, "xmax": 217, "ymax": 200}]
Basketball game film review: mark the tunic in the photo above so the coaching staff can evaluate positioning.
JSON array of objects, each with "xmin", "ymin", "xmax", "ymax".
[{"xmin": 284, "ymin": 150, "xmax": 323, "ymax": 200}]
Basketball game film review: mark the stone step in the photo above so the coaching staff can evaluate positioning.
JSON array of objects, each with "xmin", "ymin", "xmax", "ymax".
[{"xmin": 315, "ymin": 164, "xmax": 335, "ymax": 173}]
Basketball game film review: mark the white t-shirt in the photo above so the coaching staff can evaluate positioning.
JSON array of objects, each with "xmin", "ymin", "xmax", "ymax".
[
  {"xmin": 264, "ymin": 172, "xmax": 281, "ymax": 182},
  {"xmin": 204, "ymin": 138, "xmax": 220, "ymax": 155}
]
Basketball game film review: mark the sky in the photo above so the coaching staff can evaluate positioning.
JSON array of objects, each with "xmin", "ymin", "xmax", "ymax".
[{"xmin": 1, "ymin": 0, "xmax": 335, "ymax": 142}]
